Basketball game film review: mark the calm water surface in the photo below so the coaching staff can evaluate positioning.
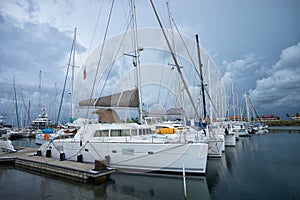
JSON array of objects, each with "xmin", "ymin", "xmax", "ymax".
[{"xmin": 1, "ymin": 127, "xmax": 300, "ymax": 200}]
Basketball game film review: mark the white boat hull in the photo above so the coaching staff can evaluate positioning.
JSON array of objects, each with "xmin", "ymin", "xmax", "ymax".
[
  {"xmin": 225, "ymin": 133, "xmax": 236, "ymax": 146},
  {"xmin": 200, "ymin": 136, "xmax": 223, "ymax": 158},
  {"xmin": 40, "ymin": 140, "xmax": 208, "ymax": 174}
]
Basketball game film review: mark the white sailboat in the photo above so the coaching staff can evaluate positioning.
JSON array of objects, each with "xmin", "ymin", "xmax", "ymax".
[
  {"xmin": 39, "ymin": 90, "xmax": 208, "ymax": 173},
  {"xmin": 39, "ymin": 0, "xmax": 208, "ymax": 174}
]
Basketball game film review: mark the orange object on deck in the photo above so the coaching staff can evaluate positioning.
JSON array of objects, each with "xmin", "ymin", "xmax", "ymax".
[
  {"xmin": 44, "ymin": 134, "xmax": 49, "ymax": 140},
  {"xmin": 155, "ymin": 127, "xmax": 177, "ymax": 134}
]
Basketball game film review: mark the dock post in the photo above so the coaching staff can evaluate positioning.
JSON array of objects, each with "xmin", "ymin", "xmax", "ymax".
[
  {"xmin": 105, "ymin": 155, "xmax": 110, "ymax": 165},
  {"xmin": 46, "ymin": 149, "xmax": 51, "ymax": 158},
  {"xmin": 77, "ymin": 154, "xmax": 83, "ymax": 162},
  {"xmin": 94, "ymin": 160, "xmax": 107, "ymax": 171},
  {"xmin": 60, "ymin": 152, "xmax": 65, "ymax": 161},
  {"xmin": 36, "ymin": 149, "xmax": 41, "ymax": 156}
]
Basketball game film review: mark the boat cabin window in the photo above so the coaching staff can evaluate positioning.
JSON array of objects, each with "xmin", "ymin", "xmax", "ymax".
[
  {"xmin": 131, "ymin": 129, "xmax": 137, "ymax": 136},
  {"xmin": 110, "ymin": 129, "xmax": 131, "ymax": 137},
  {"xmin": 139, "ymin": 128, "xmax": 152, "ymax": 135},
  {"xmin": 93, "ymin": 130, "xmax": 109, "ymax": 137},
  {"xmin": 121, "ymin": 129, "xmax": 130, "ymax": 136},
  {"xmin": 146, "ymin": 129, "xmax": 152, "ymax": 134}
]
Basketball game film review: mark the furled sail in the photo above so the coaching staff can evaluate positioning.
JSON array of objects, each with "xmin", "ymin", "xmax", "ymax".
[{"xmin": 79, "ymin": 89, "xmax": 138, "ymax": 108}]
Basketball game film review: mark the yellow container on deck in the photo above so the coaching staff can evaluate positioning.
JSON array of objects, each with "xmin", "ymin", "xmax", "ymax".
[{"xmin": 156, "ymin": 127, "xmax": 177, "ymax": 134}]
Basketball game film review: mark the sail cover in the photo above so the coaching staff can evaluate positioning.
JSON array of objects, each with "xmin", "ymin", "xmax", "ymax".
[
  {"xmin": 93, "ymin": 109, "xmax": 121, "ymax": 123},
  {"xmin": 79, "ymin": 89, "xmax": 138, "ymax": 108}
]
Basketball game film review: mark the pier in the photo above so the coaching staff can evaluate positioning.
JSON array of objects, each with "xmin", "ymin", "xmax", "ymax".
[{"xmin": 0, "ymin": 148, "xmax": 115, "ymax": 184}]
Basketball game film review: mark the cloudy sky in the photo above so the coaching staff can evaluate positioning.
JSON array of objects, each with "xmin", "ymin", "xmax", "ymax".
[{"xmin": 0, "ymin": 0, "xmax": 300, "ymax": 125}]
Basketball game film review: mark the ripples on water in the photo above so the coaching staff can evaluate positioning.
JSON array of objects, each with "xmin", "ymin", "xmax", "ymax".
[{"xmin": 1, "ymin": 127, "xmax": 299, "ymax": 200}]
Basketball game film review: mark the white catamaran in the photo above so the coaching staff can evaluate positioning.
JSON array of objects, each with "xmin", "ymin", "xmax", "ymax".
[
  {"xmin": 39, "ymin": 0, "xmax": 209, "ymax": 174},
  {"xmin": 39, "ymin": 89, "xmax": 208, "ymax": 174},
  {"xmin": 39, "ymin": 117, "xmax": 208, "ymax": 174}
]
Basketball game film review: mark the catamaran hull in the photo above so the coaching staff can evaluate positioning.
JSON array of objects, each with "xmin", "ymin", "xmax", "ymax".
[
  {"xmin": 39, "ymin": 141, "xmax": 208, "ymax": 174},
  {"xmin": 224, "ymin": 133, "xmax": 236, "ymax": 147}
]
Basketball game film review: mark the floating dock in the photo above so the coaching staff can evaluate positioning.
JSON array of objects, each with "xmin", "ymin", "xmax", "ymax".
[{"xmin": 0, "ymin": 148, "xmax": 115, "ymax": 184}]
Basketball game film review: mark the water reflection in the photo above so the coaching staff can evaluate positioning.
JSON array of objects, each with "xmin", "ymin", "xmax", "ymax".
[
  {"xmin": 106, "ymin": 172, "xmax": 211, "ymax": 200},
  {"xmin": 4, "ymin": 130, "xmax": 300, "ymax": 200}
]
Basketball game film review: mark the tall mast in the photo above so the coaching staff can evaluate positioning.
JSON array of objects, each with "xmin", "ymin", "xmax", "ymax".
[
  {"xmin": 38, "ymin": 70, "xmax": 42, "ymax": 111},
  {"xmin": 54, "ymin": 82, "xmax": 57, "ymax": 125},
  {"xmin": 207, "ymin": 59, "xmax": 213, "ymax": 123},
  {"xmin": 38, "ymin": 70, "xmax": 42, "ymax": 129},
  {"xmin": 70, "ymin": 27, "xmax": 77, "ymax": 121},
  {"xmin": 166, "ymin": 0, "xmax": 185, "ymax": 124},
  {"xmin": 28, "ymin": 99, "xmax": 31, "ymax": 127},
  {"xmin": 196, "ymin": 34, "xmax": 207, "ymax": 121},
  {"xmin": 56, "ymin": 27, "xmax": 77, "ymax": 126},
  {"xmin": 232, "ymin": 83, "xmax": 236, "ymax": 121},
  {"xmin": 245, "ymin": 93, "xmax": 251, "ymax": 122},
  {"xmin": 150, "ymin": 0, "xmax": 200, "ymax": 120},
  {"xmin": 13, "ymin": 76, "xmax": 20, "ymax": 129},
  {"xmin": 130, "ymin": 0, "xmax": 143, "ymax": 124}
]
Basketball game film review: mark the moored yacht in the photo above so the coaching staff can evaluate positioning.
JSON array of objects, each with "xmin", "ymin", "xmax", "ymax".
[
  {"xmin": 39, "ymin": 116, "xmax": 209, "ymax": 174},
  {"xmin": 31, "ymin": 108, "xmax": 51, "ymax": 130}
]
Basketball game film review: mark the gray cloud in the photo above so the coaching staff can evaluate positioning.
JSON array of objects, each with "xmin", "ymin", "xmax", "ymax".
[
  {"xmin": 249, "ymin": 42, "xmax": 300, "ymax": 116},
  {"xmin": 0, "ymin": 14, "xmax": 83, "ymax": 124},
  {"xmin": 221, "ymin": 53, "xmax": 267, "ymax": 95}
]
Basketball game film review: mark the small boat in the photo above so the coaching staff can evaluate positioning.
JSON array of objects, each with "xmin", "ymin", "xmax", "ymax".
[{"xmin": 0, "ymin": 134, "xmax": 16, "ymax": 152}]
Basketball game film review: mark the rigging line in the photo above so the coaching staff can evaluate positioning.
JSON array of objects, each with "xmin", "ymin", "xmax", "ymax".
[
  {"xmin": 120, "ymin": 0, "xmax": 131, "ymax": 30},
  {"xmin": 75, "ymin": 43, "xmax": 83, "ymax": 69},
  {"xmin": 172, "ymin": 18, "xmax": 208, "ymax": 112},
  {"xmin": 167, "ymin": 3, "xmax": 185, "ymax": 111},
  {"xmin": 171, "ymin": 18, "xmax": 197, "ymax": 69},
  {"xmin": 246, "ymin": 95, "xmax": 261, "ymax": 120},
  {"xmin": 173, "ymin": 19, "xmax": 225, "ymax": 123},
  {"xmin": 149, "ymin": 0, "xmax": 200, "ymax": 120},
  {"xmin": 157, "ymin": 49, "xmax": 167, "ymax": 104},
  {"xmin": 172, "ymin": 19, "xmax": 222, "ymax": 127},
  {"xmin": 176, "ymin": 29, "xmax": 200, "ymax": 109},
  {"xmin": 18, "ymin": 88, "xmax": 30, "ymax": 125},
  {"xmin": 63, "ymin": 142, "xmax": 90, "ymax": 160},
  {"xmin": 94, "ymin": 1, "xmax": 132, "ymax": 93},
  {"xmin": 84, "ymin": 0, "xmax": 115, "ymax": 119},
  {"xmin": 3, "ymin": 85, "xmax": 13, "ymax": 118},
  {"xmin": 13, "ymin": 76, "xmax": 20, "ymax": 129},
  {"xmin": 40, "ymin": 140, "xmax": 55, "ymax": 154},
  {"xmin": 95, "ymin": 8, "xmax": 133, "ymax": 102},
  {"xmin": 192, "ymin": 62, "xmax": 198, "ymax": 106},
  {"xmin": 86, "ymin": 142, "xmax": 106, "ymax": 162},
  {"xmin": 162, "ymin": 76, "xmax": 176, "ymax": 108},
  {"xmin": 86, "ymin": 0, "xmax": 105, "ymax": 58},
  {"xmin": 56, "ymin": 32, "xmax": 75, "ymax": 126},
  {"xmin": 81, "ymin": 0, "xmax": 116, "ymax": 141}
]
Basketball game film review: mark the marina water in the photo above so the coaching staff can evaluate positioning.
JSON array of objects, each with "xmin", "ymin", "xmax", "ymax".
[{"xmin": 1, "ymin": 127, "xmax": 299, "ymax": 200}]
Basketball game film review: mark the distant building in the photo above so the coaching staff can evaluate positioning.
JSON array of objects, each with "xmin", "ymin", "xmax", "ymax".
[
  {"xmin": 228, "ymin": 116, "xmax": 245, "ymax": 121},
  {"xmin": 291, "ymin": 113, "xmax": 300, "ymax": 120},
  {"xmin": 258, "ymin": 115, "xmax": 281, "ymax": 121}
]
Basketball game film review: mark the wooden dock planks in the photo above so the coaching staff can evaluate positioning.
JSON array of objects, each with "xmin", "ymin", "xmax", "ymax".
[{"xmin": 0, "ymin": 148, "xmax": 115, "ymax": 184}]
